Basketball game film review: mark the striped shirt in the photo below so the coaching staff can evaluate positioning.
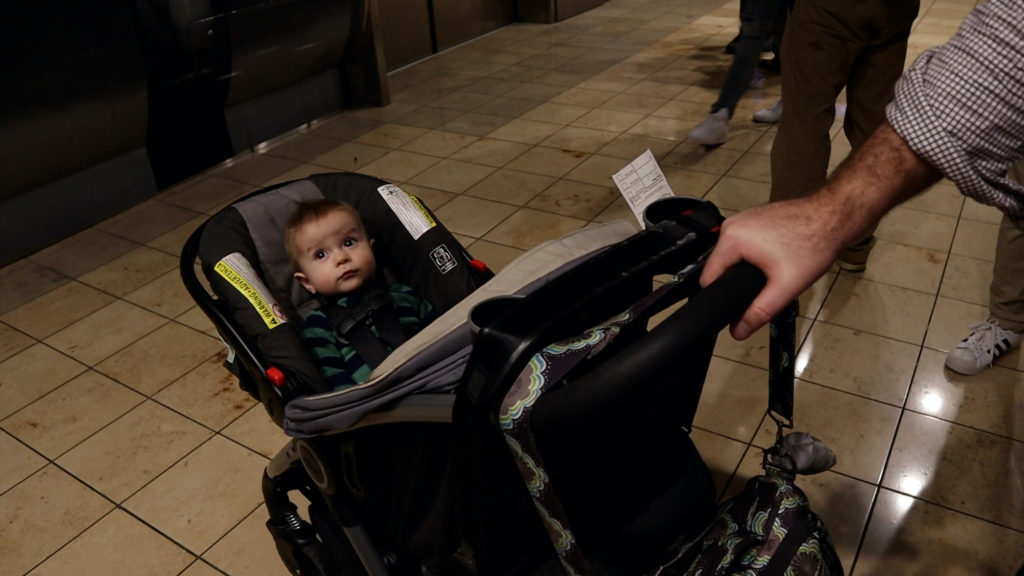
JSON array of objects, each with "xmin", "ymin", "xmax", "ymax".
[
  {"xmin": 301, "ymin": 283, "xmax": 436, "ymax": 390},
  {"xmin": 886, "ymin": 0, "xmax": 1024, "ymax": 224}
]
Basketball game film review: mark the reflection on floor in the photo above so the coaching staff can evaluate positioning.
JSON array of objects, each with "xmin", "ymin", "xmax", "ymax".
[{"xmin": 1, "ymin": 0, "xmax": 1021, "ymax": 574}]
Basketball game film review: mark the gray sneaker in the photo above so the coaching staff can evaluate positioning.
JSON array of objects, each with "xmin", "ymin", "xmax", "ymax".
[
  {"xmin": 688, "ymin": 109, "xmax": 730, "ymax": 146},
  {"xmin": 836, "ymin": 235, "xmax": 876, "ymax": 272},
  {"xmin": 945, "ymin": 319, "xmax": 1022, "ymax": 375},
  {"xmin": 753, "ymin": 99, "xmax": 783, "ymax": 123}
]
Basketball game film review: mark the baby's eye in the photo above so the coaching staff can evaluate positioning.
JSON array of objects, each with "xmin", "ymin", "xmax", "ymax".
[
  {"xmin": 314, "ymin": 249, "xmax": 327, "ymax": 260},
  {"xmin": 343, "ymin": 238, "xmax": 356, "ymax": 248}
]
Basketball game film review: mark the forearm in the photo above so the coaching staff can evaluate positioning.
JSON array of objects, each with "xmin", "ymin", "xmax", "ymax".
[{"xmin": 812, "ymin": 121, "xmax": 942, "ymax": 247}]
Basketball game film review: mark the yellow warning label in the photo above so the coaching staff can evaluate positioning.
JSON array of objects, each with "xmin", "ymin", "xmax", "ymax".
[
  {"xmin": 214, "ymin": 253, "xmax": 288, "ymax": 330},
  {"xmin": 378, "ymin": 184, "xmax": 436, "ymax": 239}
]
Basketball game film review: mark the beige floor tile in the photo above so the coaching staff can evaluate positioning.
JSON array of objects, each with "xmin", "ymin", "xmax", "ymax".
[
  {"xmin": 0, "ymin": 322, "xmax": 33, "ymax": 363},
  {"xmin": 2, "ymin": 281, "xmax": 115, "ymax": 340},
  {"xmin": 0, "ymin": 430, "xmax": 45, "ymax": 494},
  {"xmin": 527, "ymin": 180, "xmax": 619, "ymax": 220},
  {"xmin": 661, "ymin": 141, "xmax": 744, "ymax": 175},
  {"xmin": 78, "ymin": 246, "xmax": 178, "ymax": 297},
  {"xmin": 505, "ymin": 146, "xmax": 590, "ymax": 178},
  {"xmin": 221, "ymin": 405, "xmax": 290, "ymax": 458},
  {"xmin": 951, "ymin": 217, "xmax": 999, "ymax": 261},
  {"xmin": 464, "ymin": 168, "xmax": 555, "ymax": 205},
  {"xmin": 875, "ymin": 206, "xmax": 958, "ymax": 252},
  {"xmin": 600, "ymin": 93, "xmax": 669, "ymax": 116},
  {"xmin": 95, "ymin": 200, "xmax": 203, "ymax": 245},
  {"xmin": 2, "ymin": 370, "xmax": 143, "ymax": 458},
  {"xmin": 408, "ymin": 158, "xmax": 497, "ymax": 193},
  {"xmin": 593, "ymin": 196, "xmax": 637, "ymax": 224},
  {"xmin": 391, "ymin": 106, "xmax": 464, "ymax": 130},
  {"xmin": 310, "ymin": 141, "xmax": 391, "ymax": 172},
  {"xmin": 57, "ymin": 400, "xmax": 211, "ymax": 503},
  {"xmin": 540, "ymin": 125, "xmax": 620, "ymax": 154},
  {"xmin": 855, "ymin": 239, "xmax": 946, "ymax": 294},
  {"xmin": 474, "ymin": 95, "xmax": 545, "ymax": 118},
  {"xmin": 597, "ymin": 133, "xmax": 679, "ymax": 161},
  {"xmin": 627, "ymin": 115, "xmax": 691, "ymax": 141},
  {"xmin": 795, "ymin": 322, "xmax": 918, "ymax": 406},
  {"xmin": 961, "ymin": 196, "xmax": 1004, "ymax": 224},
  {"xmin": 818, "ymin": 276, "xmax": 935, "ymax": 345},
  {"xmin": 855, "ymin": 489, "xmax": 1024, "ymax": 575},
  {"xmin": 487, "ymin": 118, "xmax": 565, "ymax": 144},
  {"xmin": 204, "ymin": 507, "xmax": 293, "ymax": 576},
  {"xmin": 902, "ymin": 179, "xmax": 965, "ymax": 217},
  {"xmin": 439, "ymin": 111, "xmax": 514, "ymax": 137},
  {"xmin": 213, "ymin": 149, "xmax": 303, "ymax": 183},
  {"xmin": 176, "ymin": 306, "xmax": 219, "ymax": 336},
  {"xmin": 938, "ymin": 253, "xmax": 992, "ymax": 306},
  {"xmin": 624, "ymin": 78, "xmax": 689, "ymax": 100},
  {"xmin": 908, "ymin": 348, "xmax": 1024, "ymax": 441},
  {"xmin": 433, "ymin": 90, "xmax": 495, "ymax": 112},
  {"xmin": 922, "ymin": 296, "xmax": 990, "ymax": 356},
  {"xmin": 882, "ymin": 411, "xmax": 1024, "ymax": 531},
  {"xmin": 433, "ymin": 195, "xmax": 518, "ymax": 238},
  {"xmin": 519, "ymin": 102, "xmax": 591, "ymax": 125},
  {"xmin": 563, "ymin": 154, "xmax": 633, "ymax": 187},
  {"xmin": 359, "ymin": 149, "xmax": 442, "ymax": 183},
  {"xmin": 262, "ymin": 133, "xmax": 348, "ymax": 164},
  {"xmin": 482, "ymin": 208, "xmax": 587, "ymax": 250},
  {"xmin": 124, "ymin": 268, "xmax": 197, "ymax": 319},
  {"xmin": 26, "ymin": 509, "xmax": 195, "ymax": 576},
  {"xmin": 449, "ymin": 138, "xmax": 532, "ymax": 168},
  {"xmin": 94, "ymin": 322, "xmax": 222, "ymax": 396},
  {"xmin": 401, "ymin": 130, "xmax": 479, "ymax": 158},
  {"xmin": 0, "ymin": 465, "xmax": 113, "ymax": 576},
  {"xmin": 181, "ymin": 560, "xmax": 225, "ymax": 576},
  {"xmin": 724, "ymin": 152, "xmax": 771, "ymax": 184},
  {"xmin": 354, "ymin": 123, "xmax": 430, "ymax": 149},
  {"xmin": 693, "ymin": 357, "xmax": 769, "ymax": 443},
  {"xmin": 650, "ymin": 98, "xmax": 715, "ymax": 122},
  {"xmin": 551, "ymin": 87, "xmax": 618, "ymax": 108},
  {"xmin": 154, "ymin": 351, "xmax": 257, "ymax": 431},
  {"xmin": 147, "ymin": 215, "xmax": 208, "ymax": 257},
  {"xmin": 393, "ymin": 183, "xmax": 456, "ymax": 213},
  {"xmin": 702, "ymin": 175, "xmax": 770, "ymax": 212},
  {"xmin": 157, "ymin": 176, "xmax": 255, "ymax": 215},
  {"xmin": 754, "ymin": 381, "xmax": 902, "ymax": 484},
  {"xmin": 689, "ymin": 428, "xmax": 748, "ymax": 498},
  {"xmin": 465, "ymin": 240, "xmax": 528, "ymax": 274},
  {"xmin": 25, "ymin": 228, "xmax": 136, "ymax": 280},
  {"xmin": 662, "ymin": 166, "xmax": 722, "ymax": 198},
  {"xmin": 0, "ymin": 343, "xmax": 87, "ymax": 420},
  {"xmin": 124, "ymin": 435, "xmax": 267, "ymax": 553}
]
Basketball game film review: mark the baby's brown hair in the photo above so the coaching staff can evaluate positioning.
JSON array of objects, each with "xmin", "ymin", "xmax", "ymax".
[{"xmin": 284, "ymin": 199, "xmax": 366, "ymax": 270}]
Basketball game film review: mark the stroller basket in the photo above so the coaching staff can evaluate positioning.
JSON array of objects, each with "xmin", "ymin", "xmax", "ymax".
[{"xmin": 180, "ymin": 172, "xmax": 767, "ymax": 576}]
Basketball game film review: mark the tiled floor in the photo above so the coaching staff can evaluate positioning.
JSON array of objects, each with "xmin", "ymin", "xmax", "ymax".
[{"xmin": 2, "ymin": 0, "xmax": 1022, "ymax": 574}]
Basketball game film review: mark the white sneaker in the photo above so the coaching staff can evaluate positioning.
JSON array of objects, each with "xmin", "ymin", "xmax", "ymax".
[
  {"xmin": 688, "ymin": 109, "xmax": 730, "ymax": 146},
  {"xmin": 753, "ymin": 99, "xmax": 783, "ymax": 123},
  {"xmin": 945, "ymin": 319, "xmax": 1022, "ymax": 375}
]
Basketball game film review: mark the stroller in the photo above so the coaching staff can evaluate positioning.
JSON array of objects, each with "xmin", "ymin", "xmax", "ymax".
[{"xmin": 179, "ymin": 171, "xmax": 772, "ymax": 576}]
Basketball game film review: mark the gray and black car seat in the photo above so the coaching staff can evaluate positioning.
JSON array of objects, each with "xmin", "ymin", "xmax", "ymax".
[{"xmin": 180, "ymin": 172, "xmax": 770, "ymax": 576}]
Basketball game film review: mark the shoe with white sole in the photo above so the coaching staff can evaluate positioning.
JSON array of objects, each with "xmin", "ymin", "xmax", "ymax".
[
  {"xmin": 688, "ymin": 109, "xmax": 730, "ymax": 146},
  {"xmin": 945, "ymin": 318, "xmax": 1022, "ymax": 375},
  {"xmin": 753, "ymin": 99, "xmax": 783, "ymax": 123}
]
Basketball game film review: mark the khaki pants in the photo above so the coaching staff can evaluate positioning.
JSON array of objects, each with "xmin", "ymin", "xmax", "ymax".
[
  {"xmin": 990, "ymin": 161, "xmax": 1024, "ymax": 331},
  {"xmin": 769, "ymin": 0, "xmax": 920, "ymax": 202}
]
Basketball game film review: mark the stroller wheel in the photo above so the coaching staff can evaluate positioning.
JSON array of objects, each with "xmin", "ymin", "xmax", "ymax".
[{"xmin": 295, "ymin": 542, "xmax": 340, "ymax": 576}]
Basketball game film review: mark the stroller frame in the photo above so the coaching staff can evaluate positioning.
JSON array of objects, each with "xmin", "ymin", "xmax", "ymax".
[{"xmin": 180, "ymin": 172, "xmax": 767, "ymax": 576}]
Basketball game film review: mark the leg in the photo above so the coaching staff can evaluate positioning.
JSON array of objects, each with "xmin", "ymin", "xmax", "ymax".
[
  {"xmin": 769, "ymin": 0, "xmax": 862, "ymax": 202},
  {"xmin": 711, "ymin": 0, "xmax": 780, "ymax": 116},
  {"xmin": 989, "ymin": 161, "xmax": 1024, "ymax": 332}
]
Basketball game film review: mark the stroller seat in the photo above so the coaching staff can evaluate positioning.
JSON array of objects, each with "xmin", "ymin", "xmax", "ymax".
[{"xmin": 180, "ymin": 172, "xmax": 768, "ymax": 576}]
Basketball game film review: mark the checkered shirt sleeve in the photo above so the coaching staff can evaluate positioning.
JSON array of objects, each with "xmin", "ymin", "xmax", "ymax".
[{"xmin": 886, "ymin": 0, "xmax": 1024, "ymax": 224}]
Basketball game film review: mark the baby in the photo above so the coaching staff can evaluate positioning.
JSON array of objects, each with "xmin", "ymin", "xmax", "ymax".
[{"xmin": 285, "ymin": 198, "xmax": 436, "ymax": 389}]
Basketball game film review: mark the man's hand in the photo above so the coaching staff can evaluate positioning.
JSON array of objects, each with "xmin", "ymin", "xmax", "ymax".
[{"xmin": 699, "ymin": 197, "xmax": 842, "ymax": 340}]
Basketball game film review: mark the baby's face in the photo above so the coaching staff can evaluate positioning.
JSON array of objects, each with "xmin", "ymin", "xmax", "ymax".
[{"xmin": 293, "ymin": 210, "xmax": 376, "ymax": 297}]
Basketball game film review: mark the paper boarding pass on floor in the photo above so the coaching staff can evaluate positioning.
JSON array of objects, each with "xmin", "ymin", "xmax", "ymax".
[{"xmin": 611, "ymin": 149, "xmax": 675, "ymax": 227}]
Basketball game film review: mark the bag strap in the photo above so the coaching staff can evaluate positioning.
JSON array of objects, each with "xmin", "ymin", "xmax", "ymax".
[{"xmin": 767, "ymin": 300, "xmax": 798, "ymax": 446}]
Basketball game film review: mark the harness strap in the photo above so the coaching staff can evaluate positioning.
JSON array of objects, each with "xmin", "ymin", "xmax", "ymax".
[{"xmin": 323, "ymin": 289, "xmax": 410, "ymax": 370}]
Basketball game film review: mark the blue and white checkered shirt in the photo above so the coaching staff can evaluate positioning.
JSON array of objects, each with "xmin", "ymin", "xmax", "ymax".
[{"xmin": 886, "ymin": 0, "xmax": 1024, "ymax": 224}]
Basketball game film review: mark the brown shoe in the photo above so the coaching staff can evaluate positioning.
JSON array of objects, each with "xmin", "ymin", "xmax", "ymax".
[{"xmin": 837, "ymin": 235, "xmax": 876, "ymax": 272}]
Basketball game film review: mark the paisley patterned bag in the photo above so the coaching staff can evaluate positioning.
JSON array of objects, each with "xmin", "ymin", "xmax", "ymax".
[{"xmin": 654, "ymin": 471, "xmax": 843, "ymax": 576}]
